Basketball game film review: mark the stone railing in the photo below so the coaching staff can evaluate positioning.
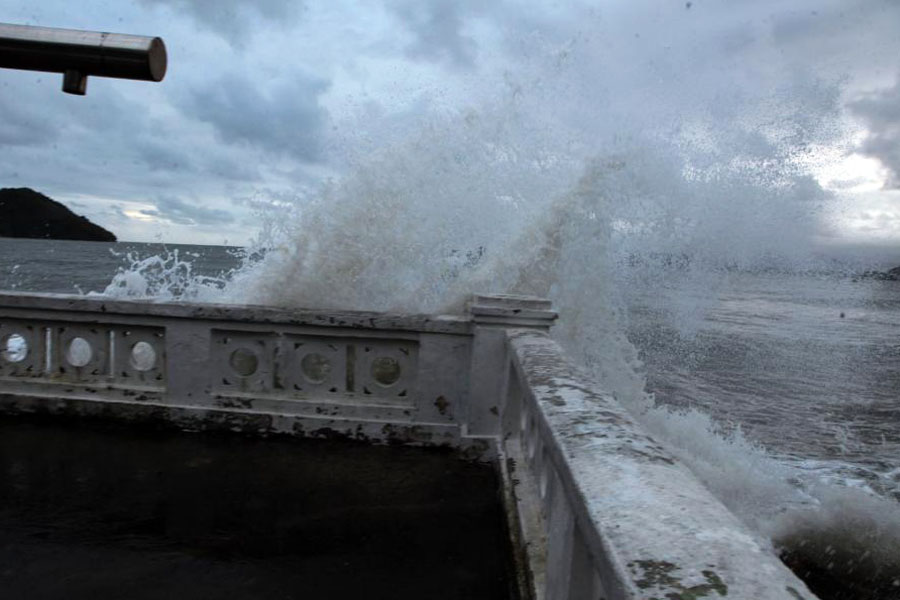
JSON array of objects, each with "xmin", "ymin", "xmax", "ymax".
[
  {"xmin": 0, "ymin": 291, "xmax": 480, "ymax": 450},
  {"xmin": 499, "ymin": 328, "xmax": 817, "ymax": 600},
  {"xmin": 0, "ymin": 291, "xmax": 817, "ymax": 600}
]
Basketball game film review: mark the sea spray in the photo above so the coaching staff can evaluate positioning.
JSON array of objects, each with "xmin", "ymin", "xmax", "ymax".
[
  {"xmin": 220, "ymin": 105, "xmax": 581, "ymax": 313},
  {"xmin": 100, "ymin": 111, "xmax": 900, "ymax": 597},
  {"xmin": 103, "ymin": 248, "xmax": 230, "ymax": 301}
]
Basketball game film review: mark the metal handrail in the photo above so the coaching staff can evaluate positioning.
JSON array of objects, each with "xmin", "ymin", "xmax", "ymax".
[{"xmin": 0, "ymin": 22, "xmax": 166, "ymax": 95}]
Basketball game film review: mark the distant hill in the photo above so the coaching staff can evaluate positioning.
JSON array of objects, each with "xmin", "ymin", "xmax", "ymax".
[{"xmin": 0, "ymin": 188, "xmax": 116, "ymax": 242}]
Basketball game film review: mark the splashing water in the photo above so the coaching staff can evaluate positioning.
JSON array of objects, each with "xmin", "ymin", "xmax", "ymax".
[
  {"xmin": 101, "ymin": 2, "xmax": 900, "ymax": 596},
  {"xmin": 103, "ymin": 248, "xmax": 233, "ymax": 302}
]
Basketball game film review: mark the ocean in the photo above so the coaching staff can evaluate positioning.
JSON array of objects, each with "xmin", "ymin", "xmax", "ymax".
[
  {"xmin": 1, "ymin": 236, "xmax": 899, "ymax": 597},
  {"xmin": 630, "ymin": 271, "xmax": 900, "ymax": 503}
]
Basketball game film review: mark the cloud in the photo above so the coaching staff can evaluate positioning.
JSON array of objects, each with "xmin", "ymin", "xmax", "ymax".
[
  {"xmin": 387, "ymin": 0, "xmax": 488, "ymax": 68},
  {"xmin": 181, "ymin": 72, "xmax": 329, "ymax": 161},
  {"xmin": 148, "ymin": 195, "xmax": 236, "ymax": 226},
  {"xmin": 4, "ymin": 0, "xmax": 900, "ymax": 248},
  {"xmin": 139, "ymin": 0, "xmax": 303, "ymax": 42},
  {"xmin": 0, "ymin": 79, "xmax": 61, "ymax": 146},
  {"xmin": 137, "ymin": 140, "xmax": 195, "ymax": 173},
  {"xmin": 851, "ymin": 76, "xmax": 900, "ymax": 188}
]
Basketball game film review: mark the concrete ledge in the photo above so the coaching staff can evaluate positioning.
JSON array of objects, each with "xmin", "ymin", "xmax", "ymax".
[
  {"xmin": 0, "ymin": 393, "xmax": 496, "ymax": 455},
  {"xmin": 0, "ymin": 292, "xmax": 472, "ymax": 335},
  {"xmin": 505, "ymin": 329, "xmax": 817, "ymax": 600},
  {"xmin": 469, "ymin": 294, "xmax": 558, "ymax": 329}
]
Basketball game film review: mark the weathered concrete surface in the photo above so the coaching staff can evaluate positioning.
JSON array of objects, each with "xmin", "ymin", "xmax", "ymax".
[
  {"xmin": 0, "ymin": 392, "xmax": 484, "ymax": 454},
  {"xmin": 0, "ymin": 291, "xmax": 476, "ymax": 451},
  {"xmin": 0, "ymin": 291, "xmax": 472, "ymax": 334},
  {"xmin": 0, "ymin": 414, "xmax": 516, "ymax": 600},
  {"xmin": 506, "ymin": 329, "xmax": 818, "ymax": 600},
  {"xmin": 465, "ymin": 294, "xmax": 557, "ymax": 438}
]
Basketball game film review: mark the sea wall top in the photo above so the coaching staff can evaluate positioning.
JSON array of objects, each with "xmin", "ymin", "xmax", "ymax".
[
  {"xmin": 503, "ymin": 328, "xmax": 817, "ymax": 600},
  {"xmin": 0, "ymin": 291, "xmax": 470, "ymax": 334}
]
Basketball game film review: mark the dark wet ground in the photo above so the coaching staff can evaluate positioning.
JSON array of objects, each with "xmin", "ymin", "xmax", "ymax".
[{"xmin": 0, "ymin": 415, "xmax": 514, "ymax": 600}]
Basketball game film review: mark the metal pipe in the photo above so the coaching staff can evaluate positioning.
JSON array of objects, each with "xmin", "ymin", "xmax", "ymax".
[{"xmin": 0, "ymin": 23, "xmax": 167, "ymax": 95}]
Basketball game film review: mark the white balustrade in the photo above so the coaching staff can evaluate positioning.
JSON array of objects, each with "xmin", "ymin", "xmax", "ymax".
[
  {"xmin": 0, "ymin": 292, "xmax": 470, "ymax": 446},
  {"xmin": 501, "ymin": 328, "xmax": 818, "ymax": 600}
]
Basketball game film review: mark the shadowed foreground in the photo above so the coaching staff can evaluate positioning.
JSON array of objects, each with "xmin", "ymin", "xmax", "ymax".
[{"xmin": 0, "ymin": 416, "xmax": 514, "ymax": 600}]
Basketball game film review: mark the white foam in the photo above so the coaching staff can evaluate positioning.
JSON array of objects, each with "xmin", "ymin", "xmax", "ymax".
[{"xmin": 102, "ymin": 248, "xmax": 229, "ymax": 302}]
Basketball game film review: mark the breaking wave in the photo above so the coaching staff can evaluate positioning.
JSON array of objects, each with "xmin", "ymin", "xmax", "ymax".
[{"xmin": 101, "ymin": 2, "xmax": 900, "ymax": 596}]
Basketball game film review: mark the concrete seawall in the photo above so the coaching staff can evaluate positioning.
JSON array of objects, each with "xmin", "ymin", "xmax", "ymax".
[{"xmin": 0, "ymin": 291, "xmax": 819, "ymax": 599}]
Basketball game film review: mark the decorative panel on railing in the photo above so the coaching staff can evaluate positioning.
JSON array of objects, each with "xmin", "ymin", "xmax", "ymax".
[
  {"xmin": 0, "ymin": 318, "xmax": 165, "ymax": 391},
  {"xmin": 52, "ymin": 324, "xmax": 110, "ymax": 382},
  {"xmin": 0, "ymin": 320, "xmax": 45, "ymax": 378},
  {"xmin": 0, "ymin": 291, "xmax": 477, "ymax": 449},
  {"xmin": 212, "ymin": 329, "xmax": 418, "ymax": 405},
  {"xmin": 112, "ymin": 327, "xmax": 166, "ymax": 387}
]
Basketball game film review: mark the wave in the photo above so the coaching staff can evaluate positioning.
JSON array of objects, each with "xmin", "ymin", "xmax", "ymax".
[{"xmin": 98, "ymin": 2, "xmax": 900, "ymax": 596}]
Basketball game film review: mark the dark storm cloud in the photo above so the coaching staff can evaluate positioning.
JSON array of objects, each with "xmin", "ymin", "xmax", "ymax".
[
  {"xmin": 0, "ymin": 85, "xmax": 61, "ymax": 146},
  {"xmin": 387, "ymin": 0, "xmax": 488, "ymax": 68},
  {"xmin": 851, "ymin": 77, "xmax": 900, "ymax": 188},
  {"xmin": 0, "ymin": 75, "xmax": 153, "ymax": 188},
  {"xmin": 149, "ymin": 195, "xmax": 235, "ymax": 225},
  {"xmin": 139, "ymin": 0, "xmax": 303, "ymax": 42},
  {"xmin": 137, "ymin": 140, "xmax": 195, "ymax": 173},
  {"xmin": 181, "ymin": 72, "xmax": 329, "ymax": 161},
  {"xmin": 136, "ymin": 139, "xmax": 259, "ymax": 182}
]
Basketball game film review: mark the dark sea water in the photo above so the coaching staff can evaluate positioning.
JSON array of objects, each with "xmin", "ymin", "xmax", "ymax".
[{"xmin": 629, "ymin": 273, "xmax": 900, "ymax": 502}]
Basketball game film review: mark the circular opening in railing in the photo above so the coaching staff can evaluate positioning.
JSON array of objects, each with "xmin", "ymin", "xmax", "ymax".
[
  {"xmin": 66, "ymin": 337, "xmax": 93, "ymax": 367},
  {"xmin": 300, "ymin": 353, "xmax": 331, "ymax": 384},
  {"xmin": 229, "ymin": 348, "xmax": 258, "ymax": 377},
  {"xmin": 130, "ymin": 341, "xmax": 157, "ymax": 372},
  {"xmin": 371, "ymin": 356, "xmax": 401, "ymax": 387},
  {"xmin": 1, "ymin": 333, "xmax": 28, "ymax": 363}
]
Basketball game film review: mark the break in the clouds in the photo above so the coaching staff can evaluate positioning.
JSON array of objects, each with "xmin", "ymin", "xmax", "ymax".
[
  {"xmin": 851, "ymin": 75, "xmax": 900, "ymax": 189},
  {"xmin": 140, "ymin": 195, "xmax": 236, "ymax": 226}
]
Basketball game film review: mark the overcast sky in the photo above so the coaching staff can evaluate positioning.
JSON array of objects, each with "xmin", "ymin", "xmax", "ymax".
[{"xmin": 1, "ymin": 0, "xmax": 899, "ymax": 246}]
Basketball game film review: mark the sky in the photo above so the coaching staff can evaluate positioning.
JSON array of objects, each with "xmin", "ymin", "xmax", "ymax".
[{"xmin": 1, "ymin": 0, "xmax": 899, "ymax": 247}]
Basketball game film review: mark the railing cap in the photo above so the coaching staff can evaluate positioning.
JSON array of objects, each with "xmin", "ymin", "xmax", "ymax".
[
  {"xmin": 507, "ymin": 329, "xmax": 817, "ymax": 600},
  {"xmin": 467, "ymin": 294, "xmax": 557, "ymax": 329},
  {"xmin": 0, "ymin": 292, "xmax": 472, "ymax": 335}
]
